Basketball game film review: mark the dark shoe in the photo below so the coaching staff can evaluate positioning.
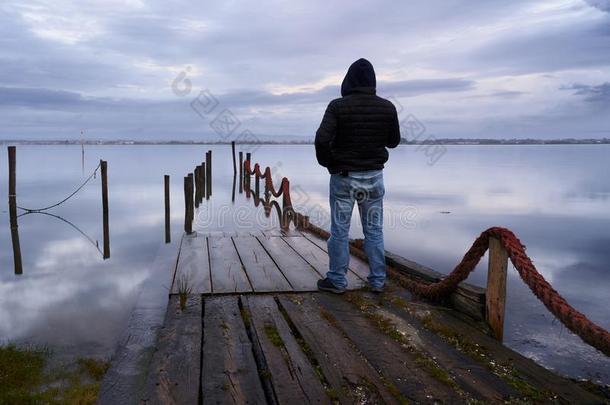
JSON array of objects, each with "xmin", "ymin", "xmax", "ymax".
[
  {"xmin": 317, "ymin": 278, "xmax": 345, "ymax": 294},
  {"xmin": 366, "ymin": 283, "xmax": 384, "ymax": 294}
]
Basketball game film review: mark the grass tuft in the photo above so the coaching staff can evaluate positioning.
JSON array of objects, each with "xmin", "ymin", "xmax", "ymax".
[{"xmin": 177, "ymin": 274, "xmax": 193, "ymax": 311}]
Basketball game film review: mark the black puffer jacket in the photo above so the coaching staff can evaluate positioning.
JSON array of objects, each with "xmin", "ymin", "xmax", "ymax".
[{"xmin": 315, "ymin": 58, "xmax": 400, "ymax": 174}]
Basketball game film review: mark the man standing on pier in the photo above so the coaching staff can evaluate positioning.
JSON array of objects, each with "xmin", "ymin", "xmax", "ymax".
[{"xmin": 315, "ymin": 58, "xmax": 401, "ymax": 294}]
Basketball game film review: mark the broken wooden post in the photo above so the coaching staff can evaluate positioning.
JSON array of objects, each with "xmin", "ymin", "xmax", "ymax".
[
  {"xmin": 164, "ymin": 175, "xmax": 170, "ymax": 244},
  {"xmin": 239, "ymin": 151, "xmax": 243, "ymax": 193},
  {"xmin": 486, "ymin": 237, "xmax": 508, "ymax": 341},
  {"xmin": 8, "ymin": 146, "xmax": 22, "ymax": 275},
  {"xmin": 101, "ymin": 160, "xmax": 110, "ymax": 259},
  {"xmin": 201, "ymin": 162, "xmax": 206, "ymax": 200}
]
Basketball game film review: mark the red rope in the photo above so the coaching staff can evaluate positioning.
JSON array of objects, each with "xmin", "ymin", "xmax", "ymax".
[{"xmin": 399, "ymin": 227, "xmax": 610, "ymax": 357}]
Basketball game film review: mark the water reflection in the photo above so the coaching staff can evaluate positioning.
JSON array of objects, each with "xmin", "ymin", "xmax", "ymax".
[{"xmin": 1, "ymin": 144, "xmax": 608, "ymax": 384}]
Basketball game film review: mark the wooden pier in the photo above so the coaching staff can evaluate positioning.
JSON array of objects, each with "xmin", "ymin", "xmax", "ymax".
[
  {"xmin": 99, "ymin": 229, "xmax": 604, "ymax": 404},
  {"xmin": 98, "ymin": 152, "xmax": 608, "ymax": 404}
]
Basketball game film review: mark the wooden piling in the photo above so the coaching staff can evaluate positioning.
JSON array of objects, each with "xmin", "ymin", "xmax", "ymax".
[
  {"xmin": 194, "ymin": 166, "xmax": 201, "ymax": 208},
  {"xmin": 208, "ymin": 150, "xmax": 212, "ymax": 197},
  {"xmin": 205, "ymin": 151, "xmax": 212, "ymax": 199},
  {"xmin": 8, "ymin": 146, "xmax": 23, "ymax": 275},
  {"xmin": 164, "ymin": 175, "xmax": 171, "ymax": 244},
  {"xmin": 201, "ymin": 162, "xmax": 208, "ymax": 202},
  {"xmin": 184, "ymin": 175, "xmax": 193, "ymax": 234},
  {"xmin": 101, "ymin": 160, "xmax": 110, "ymax": 259},
  {"xmin": 486, "ymin": 237, "xmax": 508, "ymax": 341},
  {"xmin": 231, "ymin": 141, "xmax": 237, "ymax": 175},
  {"xmin": 239, "ymin": 151, "xmax": 243, "ymax": 193}
]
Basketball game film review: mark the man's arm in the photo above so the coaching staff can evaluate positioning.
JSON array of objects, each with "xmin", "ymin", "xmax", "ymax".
[
  {"xmin": 387, "ymin": 105, "xmax": 401, "ymax": 148},
  {"xmin": 315, "ymin": 102, "xmax": 338, "ymax": 167}
]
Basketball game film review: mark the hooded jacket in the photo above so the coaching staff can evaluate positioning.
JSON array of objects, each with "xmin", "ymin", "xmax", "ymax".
[{"xmin": 315, "ymin": 58, "xmax": 401, "ymax": 173}]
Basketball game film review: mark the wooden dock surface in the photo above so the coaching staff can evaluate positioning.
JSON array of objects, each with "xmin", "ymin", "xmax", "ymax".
[
  {"xmin": 118, "ymin": 230, "xmax": 605, "ymax": 405},
  {"xmin": 170, "ymin": 230, "xmax": 367, "ymax": 295}
]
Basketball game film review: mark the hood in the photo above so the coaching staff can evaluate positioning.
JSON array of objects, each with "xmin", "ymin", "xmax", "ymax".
[{"xmin": 341, "ymin": 58, "xmax": 376, "ymax": 97}]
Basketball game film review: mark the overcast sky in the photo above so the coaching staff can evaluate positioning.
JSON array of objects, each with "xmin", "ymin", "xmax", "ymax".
[{"xmin": 1, "ymin": 0, "xmax": 609, "ymax": 140}]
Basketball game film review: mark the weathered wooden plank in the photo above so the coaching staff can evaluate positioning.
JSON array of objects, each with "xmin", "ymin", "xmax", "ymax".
[
  {"xmin": 172, "ymin": 233, "xmax": 211, "ymax": 294},
  {"xmin": 302, "ymin": 233, "xmax": 370, "ymax": 282},
  {"xmin": 99, "ymin": 241, "xmax": 180, "ymax": 405},
  {"xmin": 232, "ymin": 236, "xmax": 292, "ymax": 292},
  {"xmin": 378, "ymin": 295, "xmax": 519, "ymax": 401},
  {"xmin": 277, "ymin": 294, "xmax": 400, "ymax": 404},
  {"xmin": 244, "ymin": 295, "xmax": 330, "ymax": 404},
  {"xmin": 141, "ymin": 295, "xmax": 202, "ymax": 405},
  {"xmin": 262, "ymin": 228, "xmax": 303, "ymax": 237},
  {"xmin": 256, "ymin": 236, "xmax": 321, "ymax": 291},
  {"xmin": 314, "ymin": 292, "xmax": 462, "ymax": 404},
  {"xmin": 202, "ymin": 296, "xmax": 267, "ymax": 404},
  {"xmin": 417, "ymin": 305, "xmax": 606, "ymax": 404},
  {"xmin": 208, "ymin": 236, "xmax": 252, "ymax": 293},
  {"xmin": 282, "ymin": 236, "xmax": 364, "ymax": 289}
]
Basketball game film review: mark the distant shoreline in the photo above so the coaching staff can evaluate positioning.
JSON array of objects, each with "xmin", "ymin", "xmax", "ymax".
[{"xmin": 0, "ymin": 138, "xmax": 608, "ymax": 146}]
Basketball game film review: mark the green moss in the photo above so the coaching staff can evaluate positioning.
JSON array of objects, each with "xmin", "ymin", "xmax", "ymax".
[
  {"xmin": 0, "ymin": 344, "xmax": 109, "ymax": 405},
  {"xmin": 379, "ymin": 375, "xmax": 410, "ymax": 404},
  {"xmin": 412, "ymin": 311, "xmax": 552, "ymax": 402},
  {"xmin": 264, "ymin": 325, "xmax": 284, "ymax": 348},
  {"xmin": 414, "ymin": 354, "xmax": 460, "ymax": 391},
  {"xmin": 0, "ymin": 344, "xmax": 49, "ymax": 404},
  {"xmin": 77, "ymin": 357, "xmax": 110, "ymax": 381}
]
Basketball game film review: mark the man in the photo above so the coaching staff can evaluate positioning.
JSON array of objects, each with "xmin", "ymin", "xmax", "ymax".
[{"xmin": 315, "ymin": 58, "xmax": 401, "ymax": 294}]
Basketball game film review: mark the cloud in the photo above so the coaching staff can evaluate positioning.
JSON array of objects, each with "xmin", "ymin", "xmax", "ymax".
[
  {"xmin": 0, "ymin": 0, "xmax": 609, "ymax": 139},
  {"xmin": 586, "ymin": 0, "xmax": 610, "ymax": 12},
  {"xmin": 562, "ymin": 82, "xmax": 610, "ymax": 104}
]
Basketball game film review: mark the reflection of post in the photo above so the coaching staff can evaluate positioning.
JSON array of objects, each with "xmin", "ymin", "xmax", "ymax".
[
  {"xmin": 232, "ymin": 173, "xmax": 236, "ymax": 203},
  {"xmin": 164, "ymin": 175, "xmax": 170, "ymax": 244},
  {"xmin": 231, "ymin": 141, "xmax": 236, "ymax": 175},
  {"xmin": 100, "ymin": 160, "xmax": 110, "ymax": 259},
  {"xmin": 239, "ymin": 151, "xmax": 243, "ymax": 193},
  {"xmin": 8, "ymin": 146, "xmax": 23, "ymax": 275}
]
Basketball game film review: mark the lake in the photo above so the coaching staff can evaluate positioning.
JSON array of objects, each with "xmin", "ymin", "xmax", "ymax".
[{"xmin": 0, "ymin": 144, "xmax": 608, "ymax": 384}]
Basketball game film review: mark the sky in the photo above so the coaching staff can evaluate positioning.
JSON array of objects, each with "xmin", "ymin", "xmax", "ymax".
[{"xmin": 1, "ymin": 0, "xmax": 609, "ymax": 140}]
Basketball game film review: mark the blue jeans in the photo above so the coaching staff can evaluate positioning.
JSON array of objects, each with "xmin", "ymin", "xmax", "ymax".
[{"xmin": 326, "ymin": 170, "xmax": 385, "ymax": 289}]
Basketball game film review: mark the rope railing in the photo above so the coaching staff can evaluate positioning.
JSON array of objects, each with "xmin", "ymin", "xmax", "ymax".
[
  {"xmin": 17, "ymin": 162, "xmax": 102, "ymax": 213},
  {"xmin": 242, "ymin": 157, "xmax": 610, "ymax": 356},
  {"xmin": 389, "ymin": 227, "xmax": 610, "ymax": 357},
  {"xmin": 243, "ymin": 159, "xmax": 307, "ymax": 229}
]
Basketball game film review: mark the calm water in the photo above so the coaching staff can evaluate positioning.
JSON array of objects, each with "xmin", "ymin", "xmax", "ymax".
[{"xmin": 0, "ymin": 144, "xmax": 608, "ymax": 384}]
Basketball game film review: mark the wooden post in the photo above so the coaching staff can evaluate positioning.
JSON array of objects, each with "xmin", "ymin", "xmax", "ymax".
[
  {"xmin": 231, "ymin": 141, "xmax": 237, "ymax": 175},
  {"xmin": 486, "ymin": 237, "xmax": 508, "ymax": 341},
  {"xmin": 201, "ymin": 162, "xmax": 208, "ymax": 202},
  {"xmin": 194, "ymin": 166, "xmax": 201, "ymax": 208},
  {"xmin": 208, "ymin": 150, "xmax": 212, "ymax": 197},
  {"xmin": 239, "ymin": 151, "xmax": 243, "ymax": 193},
  {"xmin": 164, "ymin": 175, "xmax": 170, "ymax": 244},
  {"xmin": 8, "ymin": 146, "xmax": 22, "ymax": 275},
  {"xmin": 184, "ymin": 175, "xmax": 193, "ymax": 234},
  {"xmin": 245, "ymin": 152, "xmax": 251, "ymax": 193},
  {"xmin": 101, "ymin": 160, "xmax": 110, "ymax": 259},
  {"xmin": 205, "ymin": 151, "xmax": 211, "ymax": 199}
]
